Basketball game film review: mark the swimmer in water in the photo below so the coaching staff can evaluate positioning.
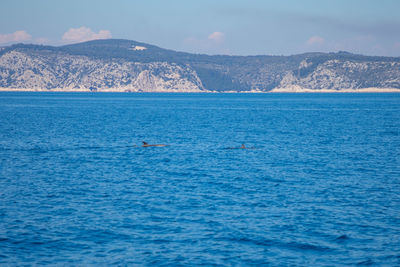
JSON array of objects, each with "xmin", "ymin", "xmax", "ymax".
[
  {"xmin": 226, "ymin": 144, "xmax": 251, "ymax": 149},
  {"xmin": 142, "ymin": 141, "xmax": 168, "ymax": 147}
]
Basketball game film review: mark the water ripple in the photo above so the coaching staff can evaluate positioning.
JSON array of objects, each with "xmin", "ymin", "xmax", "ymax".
[{"xmin": 0, "ymin": 92, "xmax": 399, "ymax": 265}]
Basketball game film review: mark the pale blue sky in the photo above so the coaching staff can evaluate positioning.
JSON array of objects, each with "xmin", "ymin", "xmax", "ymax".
[{"xmin": 1, "ymin": 0, "xmax": 400, "ymax": 56}]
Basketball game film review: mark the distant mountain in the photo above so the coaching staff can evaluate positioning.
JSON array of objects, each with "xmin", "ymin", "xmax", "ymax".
[{"xmin": 0, "ymin": 39, "xmax": 399, "ymax": 92}]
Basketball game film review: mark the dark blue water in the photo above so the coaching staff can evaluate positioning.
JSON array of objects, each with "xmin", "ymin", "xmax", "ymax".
[{"xmin": 0, "ymin": 92, "xmax": 399, "ymax": 266}]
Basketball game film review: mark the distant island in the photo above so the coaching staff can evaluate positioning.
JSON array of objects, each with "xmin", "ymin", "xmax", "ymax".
[{"xmin": 0, "ymin": 39, "xmax": 399, "ymax": 92}]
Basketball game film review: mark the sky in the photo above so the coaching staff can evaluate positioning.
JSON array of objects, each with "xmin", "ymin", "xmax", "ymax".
[{"xmin": 1, "ymin": 0, "xmax": 400, "ymax": 56}]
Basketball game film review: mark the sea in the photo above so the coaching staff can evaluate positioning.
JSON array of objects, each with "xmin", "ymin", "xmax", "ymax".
[{"xmin": 0, "ymin": 92, "xmax": 399, "ymax": 266}]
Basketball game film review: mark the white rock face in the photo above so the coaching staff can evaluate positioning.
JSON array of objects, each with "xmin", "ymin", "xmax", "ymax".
[
  {"xmin": 299, "ymin": 59, "xmax": 312, "ymax": 69},
  {"xmin": 1, "ymin": 44, "xmax": 400, "ymax": 92},
  {"xmin": 0, "ymin": 50, "xmax": 206, "ymax": 92},
  {"xmin": 278, "ymin": 59, "xmax": 400, "ymax": 90},
  {"xmin": 130, "ymin": 46, "xmax": 147, "ymax": 51}
]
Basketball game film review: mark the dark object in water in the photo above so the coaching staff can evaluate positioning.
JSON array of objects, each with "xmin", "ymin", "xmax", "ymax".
[
  {"xmin": 142, "ymin": 141, "xmax": 168, "ymax": 147},
  {"xmin": 226, "ymin": 144, "xmax": 255, "ymax": 149}
]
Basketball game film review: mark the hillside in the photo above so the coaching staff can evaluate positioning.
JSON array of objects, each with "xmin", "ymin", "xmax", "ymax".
[{"xmin": 0, "ymin": 39, "xmax": 399, "ymax": 92}]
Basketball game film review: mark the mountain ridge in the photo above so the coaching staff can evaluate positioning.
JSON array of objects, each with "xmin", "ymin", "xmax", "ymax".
[{"xmin": 1, "ymin": 39, "xmax": 399, "ymax": 92}]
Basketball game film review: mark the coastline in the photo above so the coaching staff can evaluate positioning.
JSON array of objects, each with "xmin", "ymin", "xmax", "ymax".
[
  {"xmin": 0, "ymin": 87, "xmax": 205, "ymax": 93},
  {"xmin": 1, "ymin": 87, "xmax": 400, "ymax": 93},
  {"xmin": 268, "ymin": 87, "xmax": 400, "ymax": 93}
]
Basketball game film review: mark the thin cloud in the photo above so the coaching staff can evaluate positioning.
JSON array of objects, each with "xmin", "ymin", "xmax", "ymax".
[
  {"xmin": 208, "ymin": 32, "xmax": 225, "ymax": 44},
  {"xmin": 35, "ymin": 37, "xmax": 51, "ymax": 45},
  {"xmin": 0, "ymin": 30, "xmax": 32, "ymax": 44},
  {"xmin": 331, "ymin": 35, "xmax": 384, "ymax": 55},
  {"xmin": 62, "ymin": 27, "xmax": 112, "ymax": 43},
  {"xmin": 306, "ymin": 36, "xmax": 325, "ymax": 46},
  {"xmin": 184, "ymin": 32, "xmax": 228, "ymax": 55},
  {"xmin": 301, "ymin": 34, "xmax": 392, "ymax": 56},
  {"xmin": 288, "ymin": 12, "xmax": 400, "ymax": 38}
]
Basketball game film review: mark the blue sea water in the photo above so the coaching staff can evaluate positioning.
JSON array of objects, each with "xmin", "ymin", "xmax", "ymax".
[{"xmin": 0, "ymin": 92, "xmax": 399, "ymax": 266}]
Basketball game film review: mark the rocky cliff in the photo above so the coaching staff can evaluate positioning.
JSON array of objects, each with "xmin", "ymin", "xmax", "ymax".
[
  {"xmin": 0, "ymin": 39, "xmax": 399, "ymax": 92},
  {"xmin": 0, "ymin": 49, "xmax": 204, "ymax": 92},
  {"xmin": 276, "ymin": 58, "xmax": 400, "ymax": 91}
]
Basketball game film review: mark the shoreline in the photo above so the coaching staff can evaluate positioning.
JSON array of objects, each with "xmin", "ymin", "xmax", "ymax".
[
  {"xmin": 1, "ymin": 87, "xmax": 400, "ymax": 93},
  {"xmin": 268, "ymin": 87, "xmax": 400, "ymax": 93}
]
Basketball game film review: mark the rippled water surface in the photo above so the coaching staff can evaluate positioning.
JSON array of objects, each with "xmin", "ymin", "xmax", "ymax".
[{"xmin": 1, "ymin": 92, "xmax": 400, "ymax": 266}]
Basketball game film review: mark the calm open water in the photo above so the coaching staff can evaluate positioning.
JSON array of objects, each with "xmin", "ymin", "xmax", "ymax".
[{"xmin": 0, "ymin": 92, "xmax": 399, "ymax": 266}]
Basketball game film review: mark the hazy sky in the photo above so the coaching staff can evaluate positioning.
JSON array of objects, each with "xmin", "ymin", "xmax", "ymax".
[{"xmin": 1, "ymin": 0, "xmax": 400, "ymax": 56}]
